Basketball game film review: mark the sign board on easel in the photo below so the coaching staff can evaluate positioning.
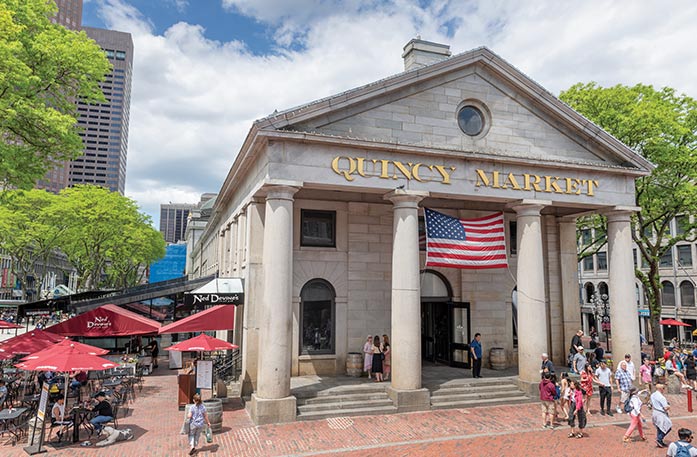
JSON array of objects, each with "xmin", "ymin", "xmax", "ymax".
[
  {"xmin": 196, "ymin": 360, "xmax": 213, "ymax": 390},
  {"xmin": 24, "ymin": 383, "xmax": 49, "ymax": 455}
]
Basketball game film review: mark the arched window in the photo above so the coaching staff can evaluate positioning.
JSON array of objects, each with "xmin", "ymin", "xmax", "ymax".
[
  {"xmin": 598, "ymin": 282, "xmax": 609, "ymax": 298},
  {"xmin": 680, "ymin": 281, "xmax": 695, "ymax": 307},
  {"xmin": 584, "ymin": 282, "xmax": 595, "ymax": 303},
  {"xmin": 300, "ymin": 279, "xmax": 335, "ymax": 355},
  {"xmin": 661, "ymin": 281, "xmax": 676, "ymax": 307}
]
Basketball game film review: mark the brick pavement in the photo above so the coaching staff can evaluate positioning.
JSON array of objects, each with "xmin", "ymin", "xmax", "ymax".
[{"xmin": 2, "ymin": 368, "xmax": 697, "ymax": 456}]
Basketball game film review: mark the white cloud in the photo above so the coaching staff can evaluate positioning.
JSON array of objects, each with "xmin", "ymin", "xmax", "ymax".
[{"xmin": 93, "ymin": 0, "xmax": 697, "ymax": 227}]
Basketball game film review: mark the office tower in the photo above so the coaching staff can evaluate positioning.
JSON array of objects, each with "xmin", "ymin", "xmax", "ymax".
[
  {"xmin": 160, "ymin": 203, "xmax": 197, "ymax": 244},
  {"xmin": 38, "ymin": 2, "xmax": 133, "ymax": 195}
]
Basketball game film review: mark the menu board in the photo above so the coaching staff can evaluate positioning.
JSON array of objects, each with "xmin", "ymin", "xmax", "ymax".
[
  {"xmin": 37, "ymin": 383, "xmax": 50, "ymax": 421},
  {"xmin": 196, "ymin": 360, "xmax": 213, "ymax": 390}
]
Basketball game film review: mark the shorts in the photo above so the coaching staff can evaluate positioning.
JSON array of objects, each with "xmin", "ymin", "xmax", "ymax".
[
  {"xmin": 540, "ymin": 401, "xmax": 554, "ymax": 415},
  {"xmin": 620, "ymin": 390, "xmax": 630, "ymax": 403}
]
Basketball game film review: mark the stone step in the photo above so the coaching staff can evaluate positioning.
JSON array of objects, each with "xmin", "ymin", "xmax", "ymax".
[
  {"xmin": 429, "ymin": 378, "xmax": 519, "ymax": 390},
  {"xmin": 297, "ymin": 405, "xmax": 398, "ymax": 421},
  {"xmin": 294, "ymin": 383, "xmax": 387, "ymax": 399},
  {"xmin": 298, "ymin": 392, "xmax": 390, "ymax": 405},
  {"xmin": 431, "ymin": 383, "xmax": 516, "ymax": 396},
  {"xmin": 430, "ymin": 389, "xmax": 528, "ymax": 404},
  {"xmin": 431, "ymin": 395, "xmax": 532, "ymax": 410},
  {"xmin": 298, "ymin": 398, "xmax": 394, "ymax": 412}
]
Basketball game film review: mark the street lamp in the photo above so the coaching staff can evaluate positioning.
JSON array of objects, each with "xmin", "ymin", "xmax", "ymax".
[{"xmin": 591, "ymin": 293, "xmax": 611, "ymax": 353}]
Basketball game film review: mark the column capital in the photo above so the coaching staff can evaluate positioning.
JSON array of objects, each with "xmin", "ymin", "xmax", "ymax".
[
  {"xmin": 384, "ymin": 189, "xmax": 429, "ymax": 209},
  {"xmin": 604, "ymin": 206, "xmax": 639, "ymax": 223},
  {"xmin": 261, "ymin": 184, "xmax": 300, "ymax": 201},
  {"xmin": 509, "ymin": 199, "xmax": 552, "ymax": 217}
]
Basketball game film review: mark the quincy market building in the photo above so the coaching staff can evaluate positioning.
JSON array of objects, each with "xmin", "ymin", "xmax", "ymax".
[{"xmin": 187, "ymin": 39, "xmax": 653, "ymax": 424}]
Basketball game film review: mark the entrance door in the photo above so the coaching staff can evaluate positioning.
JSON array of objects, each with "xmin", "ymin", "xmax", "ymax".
[
  {"xmin": 450, "ymin": 302, "xmax": 471, "ymax": 369},
  {"xmin": 421, "ymin": 302, "xmax": 449, "ymax": 363}
]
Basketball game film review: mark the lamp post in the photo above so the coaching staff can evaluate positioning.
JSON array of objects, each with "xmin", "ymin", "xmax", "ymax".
[{"xmin": 592, "ymin": 293, "xmax": 611, "ymax": 353}]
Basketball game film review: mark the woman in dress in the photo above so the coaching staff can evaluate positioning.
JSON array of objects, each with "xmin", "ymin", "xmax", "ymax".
[
  {"xmin": 371, "ymin": 335, "xmax": 383, "ymax": 382},
  {"xmin": 559, "ymin": 372, "xmax": 571, "ymax": 421},
  {"xmin": 186, "ymin": 393, "xmax": 211, "ymax": 455},
  {"xmin": 581, "ymin": 364, "xmax": 594, "ymax": 416},
  {"xmin": 381, "ymin": 334, "xmax": 391, "ymax": 381},
  {"xmin": 363, "ymin": 335, "xmax": 373, "ymax": 379}
]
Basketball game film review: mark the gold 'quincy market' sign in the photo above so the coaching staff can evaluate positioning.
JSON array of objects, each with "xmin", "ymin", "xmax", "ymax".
[{"xmin": 330, "ymin": 156, "xmax": 599, "ymax": 196}]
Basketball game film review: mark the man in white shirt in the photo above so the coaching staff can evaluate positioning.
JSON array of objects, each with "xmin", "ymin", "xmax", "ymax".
[
  {"xmin": 650, "ymin": 383, "xmax": 672, "ymax": 448},
  {"xmin": 624, "ymin": 354, "xmax": 636, "ymax": 381},
  {"xmin": 594, "ymin": 359, "xmax": 614, "ymax": 416},
  {"xmin": 667, "ymin": 428, "xmax": 697, "ymax": 456}
]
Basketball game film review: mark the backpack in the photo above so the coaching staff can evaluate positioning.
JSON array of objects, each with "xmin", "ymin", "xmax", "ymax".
[
  {"xmin": 675, "ymin": 443, "xmax": 693, "ymax": 457},
  {"xmin": 623, "ymin": 397, "xmax": 633, "ymax": 413}
]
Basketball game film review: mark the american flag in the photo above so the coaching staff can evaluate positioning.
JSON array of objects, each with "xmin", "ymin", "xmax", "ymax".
[{"xmin": 424, "ymin": 208, "xmax": 508, "ymax": 269}]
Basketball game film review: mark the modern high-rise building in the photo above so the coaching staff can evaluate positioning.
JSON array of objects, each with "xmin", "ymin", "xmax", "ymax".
[
  {"xmin": 160, "ymin": 203, "xmax": 197, "ymax": 244},
  {"xmin": 38, "ymin": 1, "xmax": 133, "ymax": 194}
]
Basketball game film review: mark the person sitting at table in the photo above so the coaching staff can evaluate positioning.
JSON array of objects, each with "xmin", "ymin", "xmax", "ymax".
[
  {"xmin": 70, "ymin": 371, "xmax": 88, "ymax": 392},
  {"xmin": 50, "ymin": 397, "xmax": 73, "ymax": 441},
  {"xmin": 0, "ymin": 379, "xmax": 7, "ymax": 407},
  {"xmin": 89, "ymin": 392, "xmax": 114, "ymax": 435}
]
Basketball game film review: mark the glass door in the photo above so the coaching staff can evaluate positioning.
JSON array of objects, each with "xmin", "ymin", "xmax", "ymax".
[{"xmin": 450, "ymin": 302, "xmax": 471, "ymax": 368}]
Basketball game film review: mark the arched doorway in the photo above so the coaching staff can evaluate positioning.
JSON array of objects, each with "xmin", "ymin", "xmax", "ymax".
[{"xmin": 420, "ymin": 270, "xmax": 470, "ymax": 368}]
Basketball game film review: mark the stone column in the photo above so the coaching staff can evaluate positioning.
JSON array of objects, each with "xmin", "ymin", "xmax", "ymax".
[
  {"xmin": 241, "ymin": 199, "xmax": 264, "ymax": 396},
  {"xmin": 249, "ymin": 186, "xmax": 299, "ymax": 424},
  {"xmin": 512, "ymin": 202, "xmax": 549, "ymax": 389},
  {"xmin": 607, "ymin": 210, "xmax": 641, "ymax": 368},
  {"xmin": 559, "ymin": 217, "xmax": 582, "ymax": 359},
  {"xmin": 384, "ymin": 189, "xmax": 430, "ymax": 412}
]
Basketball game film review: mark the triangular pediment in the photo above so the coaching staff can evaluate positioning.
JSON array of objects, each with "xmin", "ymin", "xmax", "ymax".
[{"xmin": 255, "ymin": 48, "xmax": 653, "ymax": 174}]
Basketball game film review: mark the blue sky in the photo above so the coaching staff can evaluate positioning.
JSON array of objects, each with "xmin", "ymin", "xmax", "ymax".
[{"xmin": 79, "ymin": 1, "xmax": 697, "ymax": 228}]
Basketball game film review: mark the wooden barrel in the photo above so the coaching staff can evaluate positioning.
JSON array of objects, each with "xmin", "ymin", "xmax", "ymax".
[
  {"xmin": 203, "ymin": 399, "xmax": 223, "ymax": 433},
  {"xmin": 489, "ymin": 347, "xmax": 507, "ymax": 370},
  {"xmin": 346, "ymin": 352, "xmax": 363, "ymax": 377}
]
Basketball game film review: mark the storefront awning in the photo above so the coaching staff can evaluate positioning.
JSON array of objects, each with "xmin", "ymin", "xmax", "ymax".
[
  {"xmin": 45, "ymin": 304, "xmax": 161, "ymax": 336},
  {"xmin": 183, "ymin": 278, "xmax": 244, "ymax": 307},
  {"xmin": 158, "ymin": 305, "xmax": 235, "ymax": 334}
]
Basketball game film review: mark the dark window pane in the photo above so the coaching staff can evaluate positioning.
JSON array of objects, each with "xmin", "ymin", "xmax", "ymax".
[
  {"xmin": 301, "ymin": 210, "xmax": 336, "ymax": 247},
  {"xmin": 509, "ymin": 221, "xmax": 517, "ymax": 255},
  {"xmin": 678, "ymin": 245, "xmax": 692, "ymax": 267},
  {"xmin": 419, "ymin": 217, "xmax": 426, "ymax": 251},
  {"xmin": 300, "ymin": 280, "xmax": 335, "ymax": 355},
  {"xmin": 660, "ymin": 250, "xmax": 673, "ymax": 268},
  {"xmin": 680, "ymin": 281, "xmax": 695, "ymax": 307},
  {"xmin": 597, "ymin": 252, "xmax": 607, "ymax": 270},
  {"xmin": 583, "ymin": 256, "xmax": 594, "ymax": 272},
  {"xmin": 580, "ymin": 229, "xmax": 592, "ymax": 245},
  {"xmin": 457, "ymin": 106, "xmax": 484, "ymax": 136},
  {"xmin": 677, "ymin": 215, "xmax": 689, "ymax": 235},
  {"xmin": 662, "ymin": 281, "xmax": 675, "ymax": 307}
]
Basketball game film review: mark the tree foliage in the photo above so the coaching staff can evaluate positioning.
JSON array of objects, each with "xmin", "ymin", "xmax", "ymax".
[
  {"xmin": 0, "ymin": 0, "xmax": 110, "ymax": 190},
  {"xmin": 0, "ymin": 186, "xmax": 166, "ymax": 296},
  {"xmin": 561, "ymin": 83, "xmax": 697, "ymax": 356}
]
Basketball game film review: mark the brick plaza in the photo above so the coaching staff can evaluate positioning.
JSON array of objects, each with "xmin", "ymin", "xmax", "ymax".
[{"xmin": 3, "ymin": 366, "xmax": 697, "ymax": 456}]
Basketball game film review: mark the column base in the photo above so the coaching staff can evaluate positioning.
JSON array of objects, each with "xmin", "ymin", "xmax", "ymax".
[
  {"xmin": 386, "ymin": 387, "xmax": 430, "ymax": 413},
  {"xmin": 247, "ymin": 394, "xmax": 297, "ymax": 425},
  {"xmin": 516, "ymin": 378, "xmax": 541, "ymax": 397}
]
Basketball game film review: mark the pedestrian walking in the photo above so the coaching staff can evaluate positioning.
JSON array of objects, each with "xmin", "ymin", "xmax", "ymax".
[
  {"xmin": 615, "ymin": 360, "xmax": 633, "ymax": 414},
  {"xmin": 186, "ymin": 393, "xmax": 211, "ymax": 455},
  {"xmin": 559, "ymin": 372, "xmax": 571, "ymax": 420},
  {"xmin": 624, "ymin": 354, "xmax": 636, "ymax": 381},
  {"xmin": 381, "ymin": 334, "xmax": 391, "ymax": 381},
  {"xmin": 572, "ymin": 345, "xmax": 587, "ymax": 374},
  {"xmin": 640, "ymin": 358, "xmax": 654, "ymax": 394},
  {"xmin": 363, "ymin": 335, "xmax": 373, "ymax": 379},
  {"xmin": 371, "ymin": 335, "xmax": 384, "ymax": 382},
  {"xmin": 686, "ymin": 355, "xmax": 697, "ymax": 390},
  {"xmin": 539, "ymin": 373, "xmax": 556, "ymax": 429},
  {"xmin": 540, "ymin": 353, "xmax": 554, "ymax": 377},
  {"xmin": 470, "ymin": 333, "xmax": 482, "ymax": 378},
  {"xmin": 569, "ymin": 329, "xmax": 583, "ymax": 368},
  {"xmin": 666, "ymin": 428, "xmax": 697, "ymax": 456},
  {"xmin": 622, "ymin": 387, "xmax": 647, "ymax": 443},
  {"xmin": 146, "ymin": 339, "xmax": 159, "ymax": 369},
  {"xmin": 567, "ymin": 380, "xmax": 586, "ymax": 438},
  {"xmin": 580, "ymin": 364, "xmax": 594, "ymax": 415},
  {"xmin": 650, "ymin": 383, "xmax": 672, "ymax": 448}
]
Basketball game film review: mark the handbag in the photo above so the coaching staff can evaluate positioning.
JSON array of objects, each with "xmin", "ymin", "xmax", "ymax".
[
  {"xmin": 180, "ymin": 419, "xmax": 190, "ymax": 435},
  {"xmin": 205, "ymin": 426, "xmax": 213, "ymax": 443}
]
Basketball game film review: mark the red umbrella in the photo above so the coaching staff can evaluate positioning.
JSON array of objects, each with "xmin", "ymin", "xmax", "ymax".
[
  {"xmin": 0, "ymin": 320, "xmax": 22, "ymax": 329},
  {"xmin": 0, "ymin": 329, "xmax": 63, "ymax": 357},
  {"xmin": 659, "ymin": 318, "xmax": 691, "ymax": 327},
  {"xmin": 15, "ymin": 344, "xmax": 119, "ymax": 372},
  {"xmin": 20, "ymin": 338, "xmax": 109, "ymax": 361},
  {"xmin": 165, "ymin": 333, "xmax": 238, "ymax": 352},
  {"xmin": 159, "ymin": 305, "xmax": 235, "ymax": 334}
]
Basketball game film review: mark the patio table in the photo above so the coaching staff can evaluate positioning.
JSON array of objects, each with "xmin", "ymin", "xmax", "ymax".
[
  {"xmin": 0, "ymin": 407, "xmax": 27, "ymax": 441},
  {"xmin": 70, "ymin": 406, "xmax": 94, "ymax": 443}
]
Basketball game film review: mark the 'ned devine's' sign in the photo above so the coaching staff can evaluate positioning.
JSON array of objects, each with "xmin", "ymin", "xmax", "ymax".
[{"xmin": 183, "ymin": 292, "xmax": 244, "ymax": 307}]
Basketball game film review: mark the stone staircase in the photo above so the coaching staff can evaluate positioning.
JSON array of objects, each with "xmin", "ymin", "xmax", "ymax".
[
  {"xmin": 429, "ymin": 376, "xmax": 532, "ymax": 410},
  {"xmin": 295, "ymin": 383, "xmax": 398, "ymax": 421}
]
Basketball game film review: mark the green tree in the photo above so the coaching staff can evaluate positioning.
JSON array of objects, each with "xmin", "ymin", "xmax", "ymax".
[
  {"xmin": 560, "ymin": 83, "xmax": 697, "ymax": 356},
  {"xmin": 0, "ymin": 189, "xmax": 66, "ymax": 300},
  {"xmin": 57, "ymin": 185, "xmax": 165, "ymax": 290},
  {"xmin": 0, "ymin": 0, "xmax": 110, "ymax": 190}
]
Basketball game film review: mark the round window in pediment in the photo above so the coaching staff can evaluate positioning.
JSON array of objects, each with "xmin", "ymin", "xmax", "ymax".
[{"xmin": 457, "ymin": 105, "xmax": 484, "ymax": 136}]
